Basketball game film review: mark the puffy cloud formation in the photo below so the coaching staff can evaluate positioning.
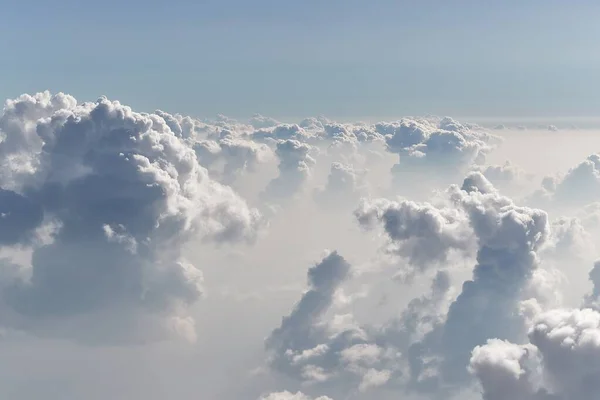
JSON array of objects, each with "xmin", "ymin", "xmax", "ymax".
[
  {"xmin": 265, "ymin": 251, "xmax": 402, "ymax": 395},
  {"xmin": 529, "ymin": 154, "xmax": 600, "ymax": 210},
  {"xmin": 470, "ymin": 307, "xmax": 600, "ymax": 400},
  {"xmin": 314, "ymin": 162, "xmax": 368, "ymax": 208},
  {"xmin": 0, "ymin": 91, "xmax": 263, "ymax": 343},
  {"xmin": 469, "ymin": 255, "xmax": 600, "ymax": 400},
  {"xmin": 350, "ymin": 174, "xmax": 552, "ymax": 396},
  {"xmin": 258, "ymin": 392, "xmax": 332, "ymax": 400},
  {"xmin": 193, "ymin": 130, "xmax": 272, "ymax": 183},
  {"xmin": 266, "ymin": 173, "xmax": 559, "ymax": 398},
  {"xmin": 263, "ymin": 139, "xmax": 316, "ymax": 200},
  {"xmin": 473, "ymin": 161, "xmax": 532, "ymax": 196},
  {"xmin": 380, "ymin": 117, "xmax": 500, "ymax": 191},
  {"xmin": 554, "ymin": 154, "xmax": 600, "ymax": 202},
  {"xmin": 355, "ymin": 196, "xmax": 473, "ymax": 279},
  {"xmin": 250, "ymin": 114, "xmax": 281, "ymax": 129},
  {"xmin": 388, "ymin": 176, "xmax": 549, "ymax": 395},
  {"xmin": 480, "ymin": 162, "xmax": 526, "ymax": 183},
  {"xmin": 5, "ymin": 93, "xmax": 600, "ymax": 400},
  {"xmin": 266, "ymin": 251, "xmax": 351, "ymax": 376}
]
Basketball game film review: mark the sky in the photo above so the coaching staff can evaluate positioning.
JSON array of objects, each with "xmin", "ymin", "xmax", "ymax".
[
  {"xmin": 2, "ymin": 1, "xmax": 600, "ymax": 119},
  {"xmin": 5, "ymin": 3, "xmax": 600, "ymax": 400}
]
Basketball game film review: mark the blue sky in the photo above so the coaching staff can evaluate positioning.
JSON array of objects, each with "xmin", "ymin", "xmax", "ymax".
[{"xmin": 2, "ymin": 0, "xmax": 600, "ymax": 119}]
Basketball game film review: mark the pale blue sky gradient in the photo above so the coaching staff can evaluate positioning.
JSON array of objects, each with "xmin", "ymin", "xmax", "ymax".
[{"xmin": 2, "ymin": 0, "xmax": 600, "ymax": 119}]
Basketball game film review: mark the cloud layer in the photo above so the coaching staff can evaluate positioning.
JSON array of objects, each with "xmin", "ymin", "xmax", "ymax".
[{"xmin": 1, "ymin": 92, "xmax": 600, "ymax": 400}]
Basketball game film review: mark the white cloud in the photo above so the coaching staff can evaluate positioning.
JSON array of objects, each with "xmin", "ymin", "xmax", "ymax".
[
  {"xmin": 258, "ymin": 391, "xmax": 333, "ymax": 400},
  {"xmin": 4, "ymin": 93, "xmax": 600, "ymax": 400},
  {"xmin": 0, "ymin": 92, "xmax": 263, "ymax": 344}
]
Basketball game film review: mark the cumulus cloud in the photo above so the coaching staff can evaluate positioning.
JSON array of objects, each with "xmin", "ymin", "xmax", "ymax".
[
  {"xmin": 362, "ymin": 174, "xmax": 552, "ymax": 395},
  {"xmin": 266, "ymin": 172, "xmax": 561, "ymax": 398},
  {"xmin": 250, "ymin": 114, "xmax": 281, "ymax": 129},
  {"xmin": 266, "ymin": 251, "xmax": 352, "ymax": 374},
  {"xmin": 5, "ymin": 92, "xmax": 599, "ymax": 400},
  {"xmin": 314, "ymin": 162, "xmax": 368, "ymax": 209},
  {"xmin": 265, "ymin": 251, "xmax": 402, "ymax": 395},
  {"xmin": 472, "ymin": 161, "xmax": 532, "ymax": 196},
  {"xmin": 433, "ymin": 177, "xmax": 549, "ymax": 383},
  {"xmin": 471, "ymin": 307, "xmax": 600, "ymax": 400},
  {"xmin": 528, "ymin": 154, "xmax": 600, "ymax": 210},
  {"xmin": 258, "ymin": 391, "xmax": 333, "ymax": 400},
  {"xmin": 262, "ymin": 139, "xmax": 316, "ymax": 200},
  {"xmin": 0, "ymin": 92, "xmax": 263, "ymax": 344},
  {"xmin": 193, "ymin": 130, "xmax": 273, "ymax": 184},
  {"xmin": 380, "ymin": 117, "xmax": 500, "ymax": 192},
  {"xmin": 355, "ymin": 196, "xmax": 473, "ymax": 280}
]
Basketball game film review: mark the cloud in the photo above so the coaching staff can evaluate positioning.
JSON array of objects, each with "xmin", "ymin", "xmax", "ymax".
[
  {"xmin": 472, "ymin": 162, "xmax": 533, "ymax": 196},
  {"xmin": 435, "ymin": 179, "xmax": 549, "ymax": 381},
  {"xmin": 378, "ymin": 117, "xmax": 501, "ymax": 196},
  {"xmin": 265, "ymin": 251, "xmax": 402, "ymax": 395},
  {"xmin": 193, "ymin": 130, "xmax": 273, "ymax": 184},
  {"xmin": 5, "ymin": 92, "xmax": 599, "ymax": 400},
  {"xmin": 528, "ymin": 154, "xmax": 600, "ymax": 210},
  {"xmin": 253, "ymin": 124, "xmax": 313, "ymax": 143},
  {"xmin": 258, "ymin": 391, "xmax": 333, "ymax": 400},
  {"xmin": 471, "ymin": 307, "xmax": 600, "ymax": 400},
  {"xmin": 314, "ymin": 162, "xmax": 368, "ymax": 209},
  {"xmin": 262, "ymin": 139, "xmax": 316, "ymax": 200},
  {"xmin": 364, "ymin": 174, "xmax": 551, "ymax": 395},
  {"xmin": 469, "ymin": 339, "xmax": 539, "ymax": 400},
  {"xmin": 470, "ymin": 257, "xmax": 600, "ymax": 400},
  {"xmin": 265, "ymin": 251, "xmax": 351, "ymax": 369},
  {"xmin": 0, "ymin": 92, "xmax": 263, "ymax": 344},
  {"xmin": 355, "ymin": 196, "xmax": 473, "ymax": 280},
  {"xmin": 250, "ymin": 114, "xmax": 281, "ymax": 129},
  {"xmin": 266, "ymin": 172, "xmax": 558, "ymax": 398}
]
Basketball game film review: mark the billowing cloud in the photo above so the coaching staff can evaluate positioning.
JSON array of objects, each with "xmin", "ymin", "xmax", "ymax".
[
  {"xmin": 314, "ymin": 162, "xmax": 368, "ymax": 209},
  {"xmin": 258, "ymin": 391, "xmax": 333, "ymax": 400},
  {"xmin": 193, "ymin": 130, "xmax": 272, "ymax": 184},
  {"xmin": 359, "ymin": 174, "xmax": 550, "ymax": 395},
  {"xmin": 430, "ymin": 177, "xmax": 549, "ymax": 386},
  {"xmin": 529, "ymin": 154, "xmax": 600, "ymax": 210},
  {"xmin": 250, "ymin": 114, "xmax": 281, "ymax": 129},
  {"xmin": 0, "ymin": 92, "xmax": 263, "ymax": 344},
  {"xmin": 471, "ymin": 307, "xmax": 600, "ymax": 400},
  {"xmin": 265, "ymin": 251, "xmax": 402, "ymax": 395},
  {"xmin": 262, "ymin": 139, "xmax": 316, "ymax": 200},
  {"xmin": 4, "ymin": 92, "xmax": 599, "ymax": 400},
  {"xmin": 380, "ymin": 117, "xmax": 500, "ymax": 192},
  {"xmin": 355, "ymin": 196, "xmax": 473, "ymax": 280}
]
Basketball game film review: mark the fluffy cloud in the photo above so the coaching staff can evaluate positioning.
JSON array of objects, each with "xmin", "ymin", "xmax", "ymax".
[
  {"xmin": 265, "ymin": 251, "xmax": 402, "ymax": 395},
  {"xmin": 471, "ymin": 307, "xmax": 600, "ymax": 400},
  {"xmin": 380, "ymin": 117, "xmax": 500, "ymax": 191},
  {"xmin": 314, "ymin": 162, "xmax": 368, "ymax": 208},
  {"xmin": 0, "ymin": 92, "xmax": 263, "ymax": 344},
  {"xmin": 529, "ymin": 154, "xmax": 600, "ymax": 210},
  {"xmin": 265, "ymin": 251, "xmax": 352, "ymax": 375},
  {"xmin": 4, "ymin": 93, "xmax": 599, "ymax": 400},
  {"xmin": 469, "ymin": 339, "xmax": 539, "ymax": 400},
  {"xmin": 472, "ymin": 161, "xmax": 532, "ymax": 196},
  {"xmin": 193, "ymin": 130, "xmax": 272, "ymax": 183},
  {"xmin": 355, "ymin": 196, "xmax": 473, "ymax": 280},
  {"xmin": 262, "ymin": 139, "xmax": 316, "ymax": 200},
  {"xmin": 258, "ymin": 392, "xmax": 333, "ymax": 400},
  {"xmin": 362, "ymin": 174, "xmax": 551, "ymax": 395},
  {"xmin": 432, "ymin": 177, "xmax": 549, "ymax": 384},
  {"xmin": 268, "ymin": 172, "xmax": 556, "ymax": 398}
]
